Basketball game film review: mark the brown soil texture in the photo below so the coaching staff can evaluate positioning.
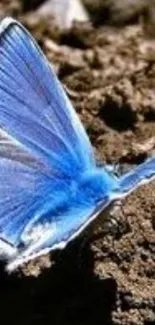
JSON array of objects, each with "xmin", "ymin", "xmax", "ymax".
[{"xmin": 0, "ymin": 1, "xmax": 155, "ymax": 325}]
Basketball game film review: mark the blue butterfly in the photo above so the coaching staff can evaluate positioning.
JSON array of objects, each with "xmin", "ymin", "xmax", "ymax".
[{"xmin": 0, "ymin": 17, "xmax": 155, "ymax": 272}]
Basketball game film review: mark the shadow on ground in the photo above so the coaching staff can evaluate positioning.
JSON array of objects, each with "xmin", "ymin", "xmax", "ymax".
[{"xmin": 0, "ymin": 243, "xmax": 117, "ymax": 325}]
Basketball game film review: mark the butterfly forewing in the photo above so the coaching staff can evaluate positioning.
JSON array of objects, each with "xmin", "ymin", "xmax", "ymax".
[{"xmin": 0, "ymin": 18, "xmax": 95, "ymax": 177}]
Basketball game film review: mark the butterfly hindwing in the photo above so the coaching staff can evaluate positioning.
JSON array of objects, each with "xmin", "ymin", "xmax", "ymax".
[
  {"xmin": 0, "ymin": 129, "xmax": 87, "ymax": 260},
  {"xmin": 119, "ymin": 158, "xmax": 155, "ymax": 195}
]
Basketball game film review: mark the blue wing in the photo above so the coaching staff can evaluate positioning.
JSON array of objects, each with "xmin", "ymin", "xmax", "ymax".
[
  {"xmin": 0, "ymin": 18, "xmax": 98, "ymax": 269},
  {"xmin": 0, "ymin": 129, "xmax": 71, "ymax": 246},
  {"xmin": 0, "ymin": 17, "xmax": 95, "ymax": 177},
  {"xmin": 0, "ymin": 129, "xmax": 98, "ymax": 270},
  {"xmin": 118, "ymin": 158, "xmax": 155, "ymax": 195},
  {"xmin": 7, "ymin": 193, "xmax": 112, "ymax": 272}
]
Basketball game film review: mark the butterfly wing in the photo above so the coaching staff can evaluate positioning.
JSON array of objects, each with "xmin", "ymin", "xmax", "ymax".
[
  {"xmin": 119, "ymin": 158, "xmax": 155, "ymax": 195},
  {"xmin": 0, "ymin": 129, "xmax": 97, "ymax": 269},
  {"xmin": 7, "ymin": 193, "xmax": 112, "ymax": 271},
  {"xmin": 0, "ymin": 17, "xmax": 95, "ymax": 178},
  {"xmin": 0, "ymin": 130, "xmax": 59, "ymax": 247}
]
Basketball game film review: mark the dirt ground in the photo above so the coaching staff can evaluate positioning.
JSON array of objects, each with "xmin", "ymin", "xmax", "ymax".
[{"xmin": 0, "ymin": 1, "xmax": 155, "ymax": 325}]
